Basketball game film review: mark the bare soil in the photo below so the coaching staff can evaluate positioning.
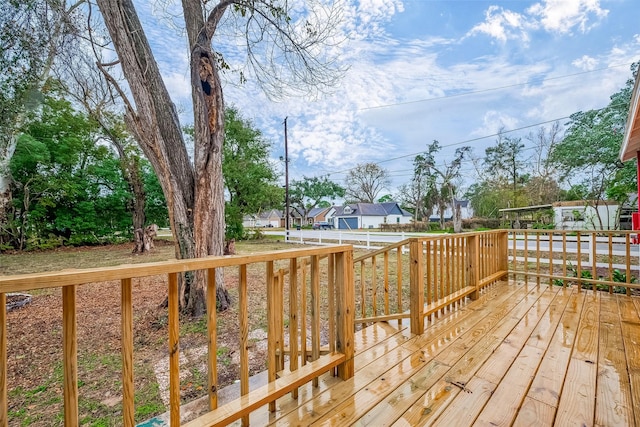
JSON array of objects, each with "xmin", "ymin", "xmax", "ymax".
[{"xmin": 0, "ymin": 238, "xmax": 307, "ymax": 426}]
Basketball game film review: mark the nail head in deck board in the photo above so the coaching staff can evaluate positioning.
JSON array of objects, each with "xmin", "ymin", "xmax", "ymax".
[{"xmin": 429, "ymin": 376, "xmax": 496, "ymax": 426}]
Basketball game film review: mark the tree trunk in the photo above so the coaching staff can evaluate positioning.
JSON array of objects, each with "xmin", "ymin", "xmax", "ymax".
[
  {"xmin": 453, "ymin": 203, "xmax": 463, "ymax": 233},
  {"xmin": 0, "ymin": 135, "xmax": 17, "ymax": 247},
  {"xmin": 97, "ymin": 0, "xmax": 230, "ymax": 316}
]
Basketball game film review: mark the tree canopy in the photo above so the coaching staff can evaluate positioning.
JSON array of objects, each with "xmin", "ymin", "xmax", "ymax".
[
  {"xmin": 290, "ymin": 176, "xmax": 344, "ymax": 220},
  {"xmin": 222, "ymin": 107, "xmax": 283, "ymax": 240},
  {"xmin": 345, "ymin": 163, "xmax": 390, "ymax": 203}
]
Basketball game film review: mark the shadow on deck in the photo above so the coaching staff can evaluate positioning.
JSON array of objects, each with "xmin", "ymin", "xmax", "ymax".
[{"xmin": 221, "ymin": 280, "xmax": 640, "ymax": 426}]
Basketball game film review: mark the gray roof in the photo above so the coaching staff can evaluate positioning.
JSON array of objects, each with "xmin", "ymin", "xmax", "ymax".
[
  {"xmin": 307, "ymin": 206, "xmax": 330, "ymax": 218},
  {"xmin": 333, "ymin": 202, "xmax": 412, "ymax": 217}
]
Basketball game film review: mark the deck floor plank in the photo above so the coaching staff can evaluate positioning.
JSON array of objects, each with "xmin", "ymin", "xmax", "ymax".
[
  {"xmin": 205, "ymin": 282, "xmax": 640, "ymax": 427},
  {"xmin": 473, "ymin": 287, "xmax": 574, "ymax": 426},
  {"xmin": 619, "ymin": 296, "xmax": 640, "ymax": 427},
  {"xmin": 523, "ymin": 290, "xmax": 586, "ymax": 409},
  {"xmin": 595, "ymin": 293, "xmax": 634, "ymax": 427},
  {"xmin": 382, "ymin": 284, "xmax": 562, "ymax": 427},
  {"xmin": 429, "ymin": 285, "xmax": 562, "ymax": 426},
  {"xmin": 321, "ymin": 284, "xmax": 553, "ymax": 426},
  {"xmin": 273, "ymin": 282, "xmax": 525, "ymax": 426},
  {"xmin": 555, "ymin": 292, "xmax": 600, "ymax": 427}
]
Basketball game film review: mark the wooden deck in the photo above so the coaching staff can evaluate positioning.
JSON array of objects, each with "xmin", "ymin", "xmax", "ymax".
[{"xmin": 235, "ymin": 280, "xmax": 640, "ymax": 426}]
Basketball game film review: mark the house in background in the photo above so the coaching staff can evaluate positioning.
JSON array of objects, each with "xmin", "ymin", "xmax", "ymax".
[
  {"xmin": 305, "ymin": 206, "xmax": 332, "ymax": 225},
  {"xmin": 242, "ymin": 214, "xmax": 259, "ymax": 228},
  {"xmin": 499, "ymin": 201, "xmax": 622, "ymax": 230},
  {"xmin": 428, "ymin": 199, "xmax": 474, "ymax": 222},
  {"xmin": 553, "ymin": 201, "xmax": 620, "ymax": 230},
  {"xmin": 255, "ymin": 209, "xmax": 281, "ymax": 228},
  {"xmin": 327, "ymin": 202, "xmax": 412, "ymax": 229}
]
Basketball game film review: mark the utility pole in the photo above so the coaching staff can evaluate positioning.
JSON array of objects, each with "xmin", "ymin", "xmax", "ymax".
[{"xmin": 284, "ymin": 117, "xmax": 290, "ymax": 241}]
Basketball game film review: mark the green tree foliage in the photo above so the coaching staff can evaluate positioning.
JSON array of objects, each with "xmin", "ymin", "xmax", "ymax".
[
  {"xmin": 5, "ymin": 88, "xmax": 170, "ymax": 250},
  {"xmin": 0, "ymin": 1, "xmax": 83, "ymax": 245},
  {"xmin": 222, "ymin": 107, "xmax": 283, "ymax": 240},
  {"xmin": 550, "ymin": 63, "xmax": 638, "ymax": 227},
  {"xmin": 290, "ymin": 176, "xmax": 345, "ymax": 220},
  {"xmin": 8, "ymin": 94, "xmax": 135, "ymax": 249},
  {"xmin": 484, "ymin": 131, "xmax": 527, "ymax": 208},
  {"xmin": 412, "ymin": 141, "xmax": 470, "ymax": 232}
]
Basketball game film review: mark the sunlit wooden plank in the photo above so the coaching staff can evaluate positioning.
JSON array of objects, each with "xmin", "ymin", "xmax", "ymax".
[
  {"xmin": 0, "ymin": 293, "xmax": 7, "ymax": 427},
  {"xmin": 311, "ymin": 255, "xmax": 321, "ymax": 387},
  {"xmin": 168, "ymin": 273, "xmax": 180, "ymax": 425},
  {"xmin": 62, "ymin": 285, "xmax": 78, "ymax": 425},
  {"xmin": 266, "ymin": 261, "xmax": 276, "ymax": 412},
  {"xmin": 239, "ymin": 264, "xmax": 249, "ymax": 427},
  {"xmin": 207, "ymin": 268, "xmax": 218, "ymax": 410},
  {"xmin": 121, "ymin": 278, "xmax": 134, "ymax": 427},
  {"xmin": 289, "ymin": 258, "xmax": 299, "ymax": 398}
]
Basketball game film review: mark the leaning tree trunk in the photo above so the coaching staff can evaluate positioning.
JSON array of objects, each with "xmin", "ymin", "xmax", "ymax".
[
  {"xmin": 182, "ymin": 0, "xmax": 231, "ymax": 314},
  {"xmin": 96, "ymin": 0, "xmax": 231, "ymax": 316}
]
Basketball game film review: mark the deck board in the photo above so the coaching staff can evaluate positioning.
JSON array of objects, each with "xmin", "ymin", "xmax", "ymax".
[{"xmin": 223, "ymin": 281, "xmax": 640, "ymax": 427}]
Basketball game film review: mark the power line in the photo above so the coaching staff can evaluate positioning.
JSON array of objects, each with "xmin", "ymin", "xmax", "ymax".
[{"xmin": 316, "ymin": 98, "xmax": 631, "ymax": 180}]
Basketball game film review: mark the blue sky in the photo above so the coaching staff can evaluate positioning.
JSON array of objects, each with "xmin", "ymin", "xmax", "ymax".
[{"xmin": 140, "ymin": 0, "xmax": 640, "ymax": 198}]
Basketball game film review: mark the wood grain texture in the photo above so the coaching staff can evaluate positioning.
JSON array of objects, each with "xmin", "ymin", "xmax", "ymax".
[
  {"xmin": 0, "ymin": 244, "xmax": 353, "ymax": 293},
  {"xmin": 62, "ymin": 285, "xmax": 78, "ymax": 425},
  {"xmin": 555, "ymin": 292, "xmax": 600, "ymax": 426},
  {"xmin": 121, "ymin": 279, "xmax": 135, "ymax": 427},
  {"xmin": 0, "ymin": 294, "xmax": 6, "ymax": 427},
  {"xmin": 168, "ymin": 273, "xmax": 180, "ymax": 426},
  {"xmin": 595, "ymin": 293, "xmax": 634, "ymax": 426},
  {"xmin": 207, "ymin": 268, "xmax": 218, "ymax": 410}
]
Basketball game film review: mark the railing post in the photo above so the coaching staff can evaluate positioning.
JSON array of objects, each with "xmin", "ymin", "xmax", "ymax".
[
  {"xmin": 500, "ymin": 231, "xmax": 509, "ymax": 275},
  {"xmin": 409, "ymin": 239, "xmax": 424, "ymax": 335},
  {"xmin": 266, "ymin": 261, "xmax": 276, "ymax": 412},
  {"xmin": 168, "ymin": 273, "xmax": 180, "ymax": 426},
  {"xmin": 0, "ymin": 293, "xmax": 6, "ymax": 427},
  {"xmin": 467, "ymin": 235, "xmax": 480, "ymax": 300},
  {"xmin": 121, "ymin": 279, "xmax": 135, "ymax": 427},
  {"xmin": 336, "ymin": 248, "xmax": 354, "ymax": 380},
  {"xmin": 62, "ymin": 285, "xmax": 78, "ymax": 426}
]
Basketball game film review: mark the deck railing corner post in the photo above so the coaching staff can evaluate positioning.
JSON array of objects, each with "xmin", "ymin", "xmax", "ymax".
[
  {"xmin": 468, "ymin": 234, "xmax": 480, "ymax": 300},
  {"xmin": 336, "ymin": 248, "xmax": 355, "ymax": 380},
  {"xmin": 409, "ymin": 239, "xmax": 425, "ymax": 335}
]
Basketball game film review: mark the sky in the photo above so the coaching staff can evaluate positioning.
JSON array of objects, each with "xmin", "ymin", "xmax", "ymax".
[{"xmin": 138, "ymin": 0, "xmax": 640, "ymax": 199}]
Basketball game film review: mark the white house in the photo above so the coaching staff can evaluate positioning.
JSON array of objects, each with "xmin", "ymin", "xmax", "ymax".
[
  {"xmin": 553, "ymin": 201, "xmax": 620, "ymax": 230},
  {"xmin": 327, "ymin": 202, "xmax": 412, "ymax": 230},
  {"xmin": 428, "ymin": 199, "xmax": 474, "ymax": 222}
]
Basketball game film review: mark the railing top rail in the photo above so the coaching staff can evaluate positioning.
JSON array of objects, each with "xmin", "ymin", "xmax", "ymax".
[
  {"xmin": 352, "ymin": 230, "xmax": 509, "ymax": 263},
  {"xmin": 509, "ymin": 229, "xmax": 637, "ymax": 235},
  {"xmin": 353, "ymin": 238, "xmax": 412, "ymax": 263},
  {"xmin": 0, "ymin": 244, "xmax": 353, "ymax": 293}
]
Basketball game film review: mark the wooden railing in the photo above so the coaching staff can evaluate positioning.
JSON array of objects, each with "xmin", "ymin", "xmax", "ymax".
[
  {"xmin": 353, "ymin": 231, "xmax": 510, "ymax": 334},
  {"xmin": 509, "ymin": 229, "xmax": 640, "ymax": 294},
  {"xmin": 0, "ymin": 245, "xmax": 355, "ymax": 427}
]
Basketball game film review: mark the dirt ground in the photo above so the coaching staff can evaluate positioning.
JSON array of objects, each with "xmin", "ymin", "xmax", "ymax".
[{"xmin": 1, "ymin": 239, "xmax": 303, "ymax": 426}]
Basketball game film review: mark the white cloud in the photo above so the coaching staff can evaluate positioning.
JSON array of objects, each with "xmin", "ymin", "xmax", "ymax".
[
  {"xmin": 471, "ymin": 110, "xmax": 520, "ymax": 138},
  {"xmin": 572, "ymin": 55, "xmax": 599, "ymax": 71},
  {"xmin": 468, "ymin": 0, "xmax": 609, "ymax": 43},
  {"xmin": 527, "ymin": 0, "xmax": 608, "ymax": 34},
  {"xmin": 467, "ymin": 5, "xmax": 531, "ymax": 43}
]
